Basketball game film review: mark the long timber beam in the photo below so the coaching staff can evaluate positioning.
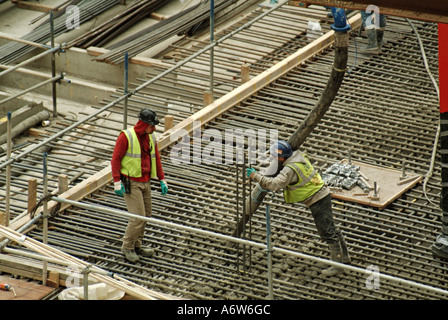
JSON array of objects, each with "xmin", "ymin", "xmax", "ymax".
[
  {"xmin": 6, "ymin": 166, "xmax": 112, "ymax": 233},
  {"xmin": 157, "ymin": 13, "xmax": 361, "ymax": 150},
  {"xmin": 5, "ymin": 13, "xmax": 361, "ymax": 234}
]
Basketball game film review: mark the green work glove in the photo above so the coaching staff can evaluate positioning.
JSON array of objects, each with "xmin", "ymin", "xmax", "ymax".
[
  {"xmin": 114, "ymin": 181, "xmax": 125, "ymax": 197},
  {"xmin": 160, "ymin": 180, "xmax": 168, "ymax": 196},
  {"xmin": 247, "ymin": 167, "xmax": 256, "ymax": 178}
]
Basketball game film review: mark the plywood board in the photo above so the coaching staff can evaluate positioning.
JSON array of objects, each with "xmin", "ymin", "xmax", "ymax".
[
  {"xmin": 0, "ymin": 275, "xmax": 54, "ymax": 300},
  {"xmin": 329, "ymin": 160, "xmax": 422, "ymax": 209}
]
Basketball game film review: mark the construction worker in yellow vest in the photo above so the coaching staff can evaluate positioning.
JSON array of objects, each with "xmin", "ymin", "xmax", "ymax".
[
  {"xmin": 247, "ymin": 140, "xmax": 350, "ymax": 276},
  {"xmin": 111, "ymin": 108, "xmax": 168, "ymax": 263}
]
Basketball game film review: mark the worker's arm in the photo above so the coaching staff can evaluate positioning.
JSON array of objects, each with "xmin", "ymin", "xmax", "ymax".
[
  {"xmin": 111, "ymin": 132, "xmax": 128, "ymax": 196},
  {"xmin": 248, "ymin": 166, "xmax": 297, "ymax": 192},
  {"xmin": 154, "ymin": 142, "xmax": 165, "ymax": 181},
  {"xmin": 111, "ymin": 132, "xmax": 128, "ymax": 183},
  {"xmin": 155, "ymin": 142, "xmax": 168, "ymax": 195}
]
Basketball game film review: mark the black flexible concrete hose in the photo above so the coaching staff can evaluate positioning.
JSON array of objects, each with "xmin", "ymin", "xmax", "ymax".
[
  {"xmin": 232, "ymin": 8, "xmax": 351, "ymax": 238},
  {"xmin": 288, "ymin": 31, "xmax": 349, "ymax": 150}
]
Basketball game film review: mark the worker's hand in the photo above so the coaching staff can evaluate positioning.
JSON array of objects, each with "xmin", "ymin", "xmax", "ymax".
[
  {"xmin": 246, "ymin": 167, "xmax": 256, "ymax": 178},
  {"xmin": 114, "ymin": 181, "xmax": 125, "ymax": 197},
  {"xmin": 160, "ymin": 180, "xmax": 168, "ymax": 196}
]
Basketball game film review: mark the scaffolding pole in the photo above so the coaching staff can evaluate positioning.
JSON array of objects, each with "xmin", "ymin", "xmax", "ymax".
[
  {"xmin": 4, "ymin": 112, "xmax": 12, "ymax": 227},
  {"xmin": 47, "ymin": 196, "xmax": 448, "ymax": 298},
  {"xmin": 0, "ymin": 45, "xmax": 61, "ymax": 79},
  {"xmin": 0, "ymin": 74, "xmax": 64, "ymax": 106},
  {"xmin": 0, "ymin": 0, "xmax": 291, "ymax": 172}
]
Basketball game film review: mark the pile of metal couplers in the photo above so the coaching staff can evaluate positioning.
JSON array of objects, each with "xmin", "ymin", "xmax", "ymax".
[{"xmin": 322, "ymin": 162, "xmax": 370, "ymax": 192}]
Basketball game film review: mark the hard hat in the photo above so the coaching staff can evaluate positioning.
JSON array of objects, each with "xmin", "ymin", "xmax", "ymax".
[
  {"xmin": 269, "ymin": 140, "xmax": 293, "ymax": 158},
  {"xmin": 138, "ymin": 108, "xmax": 159, "ymax": 126}
]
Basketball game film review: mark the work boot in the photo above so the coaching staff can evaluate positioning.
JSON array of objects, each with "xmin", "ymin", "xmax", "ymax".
[
  {"xmin": 321, "ymin": 242, "xmax": 344, "ymax": 276},
  {"xmin": 377, "ymin": 28, "xmax": 385, "ymax": 47},
  {"xmin": 122, "ymin": 248, "xmax": 139, "ymax": 263},
  {"xmin": 360, "ymin": 28, "xmax": 378, "ymax": 53},
  {"xmin": 432, "ymin": 213, "xmax": 448, "ymax": 260},
  {"xmin": 232, "ymin": 214, "xmax": 251, "ymax": 238},
  {"xmin": 431, "ymin": 234, "xmax": 448, "ymax": 261},
  {"xmin": 135, "ymin": 246, "xmax": 155, "ymax": 258}
]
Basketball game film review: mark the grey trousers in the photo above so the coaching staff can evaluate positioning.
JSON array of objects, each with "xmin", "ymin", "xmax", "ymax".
[
  {"xmin": 122, "ymin": 180, "xmax": 152, "ymax": 250},
  {"xmin": 309, "ymin": 194, "xmax": 342, "ymax": 244}
]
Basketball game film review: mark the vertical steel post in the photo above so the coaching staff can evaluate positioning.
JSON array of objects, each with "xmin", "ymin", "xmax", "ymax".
[
  {"xmin": 242, "ymin": 157, "xmax": 247, "ymax": 269},
  {"xmin": 83, "ymin": 266, "xmax": 90, "ymax": 300},
  {"xmin": 123, "ymin": 52, "xmax": 129, "ymax": 130},
  {"xmin": 50, "ymin": 11, "xmax": 57, "ymax": 117},
  {"xmin": 5, "ymin": 112, "xmax": 12, "ymax": 227},
  {"xmin": 209, "ymin": 0, "xmax": 214, "ymax": 100},
  {"xmin": 42, "ymin": 152, "xmax": 49, "ymax": 285},
  {"xmin": 235, "ymin": 162, "xmax": 240, "ymax": 271},
  {"xmin": 266, "ymin": 195, "xmax": 273, "ymax": 299}
]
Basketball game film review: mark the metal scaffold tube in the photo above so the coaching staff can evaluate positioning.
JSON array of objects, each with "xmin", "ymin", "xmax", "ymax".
[
  {"xmin": 0, "ymin": 0, "xmax": 123, "ymax": 64},
  {"xmin": 0, "ymin": 74, "xmax": 64, "ymax": 106},
  {"xmin": 209, "ymin": 0, "xmax": 215, "ymax": 100},
  {"xmin": 0, "ymin": 224, "xmax": 176, "ymax": 300},
  {"xmin": 0, "ymin": 0, "xmax": 291, "ymax": 172},
  {"xmin": 0, "ymin": 45, "xmax": 61, "ymax": 79},
  {"xmin": 1, "ymin": 3, "xmax": 445, "ymax": 300},
  {"xmin": 4, "ymin": 112, "xmax": 12, "ymax": 227},
  {"xmin": 44, "ymin": 196, "xmax": 448, "ymax": 298}
]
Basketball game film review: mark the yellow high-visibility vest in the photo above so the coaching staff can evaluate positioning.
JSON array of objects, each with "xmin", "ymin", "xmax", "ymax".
[
  {"xmin": 120, "ymin": 128, "xmax": 157, "ymax": 178},
  {"xmin": 283, "ymin": 153, "xmax": 324, "ymax": 203}
]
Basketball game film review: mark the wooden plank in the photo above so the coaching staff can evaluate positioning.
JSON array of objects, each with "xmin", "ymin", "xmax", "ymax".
[
  {"xmin": 0, "ymin": 253, "xmax": 83, "ymax": 288},
  {"xmin": 86, "ymin": 46, "xmax": 109, "ymax": 57},
  {"xmin": 25, "ymin": 128, "xmax": 48, "ymax": 137},
  {"xmin": 47, "ymin": 272, "xmax": 60, "ymax": 288},
  {"xmin": 330, "ymin": 160, "xmax": 423, "ymax": 209},
  {"xmin": 164, "ymin": 115, "xmax": 174, "ymax": 132},
  {"xmin": 0, "ymin": 275, "xmax": 54, "ymax": 300},
  {"xmin": 5, "ymin": 166, "xmax": 112, "ymax": 236},
  {"xmin": 86, "ymin": 46, "xmax": 172, "ymax": 68},
  {"xmin": 11, "ymin": 0, "xmax": 56, "ymax": 13},
  {"xmin": 149, "ymin": 12, "xmax": 167, "ymax": 21},
  {"xmin": 129, "ymin": 56, "xmax": 172, "ymax": 68},
  {"xmin": 27, "ymin": 179, "xmax": 37, "ymax": 216},
  {"xmin": 158, "ymin": 13, "xmax": 362, "ymax": 151},
  {"xmin": 288, "ymin": 1, "xmax": 309, "ymax": 8}
]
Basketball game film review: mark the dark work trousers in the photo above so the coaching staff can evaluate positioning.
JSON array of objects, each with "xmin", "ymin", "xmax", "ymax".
[{"xmin": 309, "ymin": 194, "xmax": 342, "ymax": 244}]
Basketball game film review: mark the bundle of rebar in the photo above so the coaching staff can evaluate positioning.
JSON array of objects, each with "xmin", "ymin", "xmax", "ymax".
[
  {"xmin": 95, "ymin": 0, "xmax": 241, "ymax": 65},
  {"xmin": 65, "ymin": 0, "xmax": 171, "ymax": 49},
  {"xmin": 0, "ymin": 0, "xmax": 122, "ymax": 64}
]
